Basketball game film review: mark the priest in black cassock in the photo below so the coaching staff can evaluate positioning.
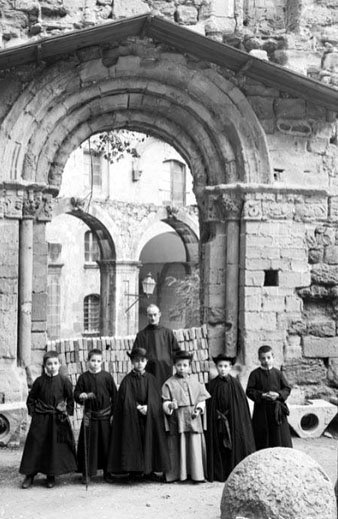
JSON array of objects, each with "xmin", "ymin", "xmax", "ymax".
[{"xmin": 131, "ymin": 304, "xmax": 181, "ymax": 387}]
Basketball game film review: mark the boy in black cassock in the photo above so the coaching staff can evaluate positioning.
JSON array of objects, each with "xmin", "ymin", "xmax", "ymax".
[
  {"xmin": 74, "ymin": 348, "xmax": 117, "ymax": 484},
  {"xmin": 206, "ymin": 354, "xmax": 255, "ymax": 482},
  {"xmin": 19, "ymin": 350, "xmax": 77, "ymax": 489},
  {"xmin": 246, "ymin": 345, "xmax": 293, "ymax": 450},
  {"xmin": 107, "ymin": 347, "xmax": 170, "ymax": 480}
]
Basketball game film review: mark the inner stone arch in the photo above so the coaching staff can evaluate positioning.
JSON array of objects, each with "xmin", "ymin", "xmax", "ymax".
[
  {"xmin": 0, "ymin": 39, "xmax": 272, "ymax": 189},
  {"xmin": 49, "ymin": 197, "xmax": 118, "ymax": 336}
]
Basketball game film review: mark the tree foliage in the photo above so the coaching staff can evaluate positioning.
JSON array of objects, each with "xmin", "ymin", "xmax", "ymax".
[
  {"xmin": 166, "ymin": 268, "xmax": 201, "ymax": 328},
  {"xmin": 88, "ymin": 130, "xmax": 147, "ymax": 163}
]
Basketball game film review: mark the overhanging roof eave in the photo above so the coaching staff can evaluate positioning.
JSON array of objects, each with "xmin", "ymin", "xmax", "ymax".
[
  {"xmin": 0, "ymin": 14, "xmax": 337, "ymax": 112},
  {"xmin": 147, "ymin": 17, "xmax": 338, "ymax": 113}
]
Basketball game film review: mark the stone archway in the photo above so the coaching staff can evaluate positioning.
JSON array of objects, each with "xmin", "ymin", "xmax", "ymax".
[
  {"xmin": 0, "ymin": 34, "xmax": 272, "ymax": 365},
  {"xmin": 51, "ymin": 198, "xmax": 118, "ymax": 336},
  {"xmin": 135, "ymin": 209, "xmax": 200, "ymax": 330}
]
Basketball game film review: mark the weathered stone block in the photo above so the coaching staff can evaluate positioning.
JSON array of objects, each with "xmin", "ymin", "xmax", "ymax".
[
  {"xmin": 112, "ymin": 0, "xmax": 150, "ymax": 17},
  {"xmin": 279, "ymin": 270, "xmax": 311, "ymax": 288},
  {"xmin": 0, "ymin": 402, "xmax": 27, "ymax": 446},
  {"xmin": 244, "ymin": 293, "xmax": 262, "ymax": 312},
  {"xmin": 285, "ymin": 296, "xmax": 303, "ymax": 313},
  {"xmin": 288, "ymin": 399, "xmax": 338, "ymax": 439},
  {"xmin": 284, "ymin": 358, "xmax": 326, "ymax": 385},
  {"xmin": 274, "ymin": 98, "xmax": 306, "ymax": 118},
  {"xmin": 175, "ymin": 6, "xmax": 198, "ymax": 25},
  {"xmin": 245, "ymin": 311, "xmax": 277, "ymax": 331},
  {"xmin": 297, "ymin": 285, "xmax": 330, "ymax": 300},
  {"xmin": 303, "ymin": 336, "xmax": 338, "ymax": 358},
  {"xmin": 327, "ymin": 358, "xmax": 338, "ymax": 388},
  {"xmin": 242, "ymin": 270, "xmax": 265, "ymax": 287},
  {"xmin": 309, "ymin": 247, "xmax": 324, "ymax": 264},
  {"xmin": 248, "ymin": 96, "xmax": 274, "ymax": 120},
  {"xmin": 308, "ymin": 320, "xmax": 335, "ymax": 337},
  {"xmin": 221, "ymin": 448, "xmax": 336, "ymax": 519},
  {"xmin": 324, "ymin": 244, "xmax": 338, "ymax": 265},
  {"xmin": 288, "ymin": 319, "xmax": 307, "ymax": 335},
  {"xmin": 261, "ymin": 294, "xmax": 285, "ymax": 312},
  {"xmin": 284, "ymin": 335, "xmax": 302, "ymax": 359}
]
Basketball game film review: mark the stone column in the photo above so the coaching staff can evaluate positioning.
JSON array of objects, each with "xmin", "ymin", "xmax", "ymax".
[
  {"xmin": 18, "ymin": 189, "xmax": 53, "ymax": 369},
  {"xmin": 18, "ymin": 212, "xmax": 34, "ymax": 368},
  {"xmin": 97, "ymin": 259, "xmax": 117, "ymax": 337},
  {"xmin": 115, "ymin": 260, "xmax": 142, "ymax": 336},
  {"xmin": 218, "ymin": 193, "xmax": 243, "ymax": 357},
  {"xmin": 201, "ymin": 187, "xmax": 243, "ymax": 357}
]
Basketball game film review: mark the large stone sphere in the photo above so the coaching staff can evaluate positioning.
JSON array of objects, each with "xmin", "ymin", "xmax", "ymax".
[{"xmin": 220, "ymin": 447, "xmax": 336, "ymax": 519}]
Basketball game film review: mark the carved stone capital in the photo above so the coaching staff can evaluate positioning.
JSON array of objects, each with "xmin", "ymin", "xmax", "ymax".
[
  {"xmin": 22, "ymin": 190, "xmax": 53, "ymax": 221},
  {"xmin": 203, "ymin": 192, "xmax": 244, "ymax": 222},
  {"xmin": 22, "ymin": 190, "xmax": 40, "ymax": 218},
  {"xmin": 3, "ymin": 188, "xmax": 24, "ymax": 219},
  {"xmin": 0, "ymin": 186, "xmax": 54, "ymax": 221}
]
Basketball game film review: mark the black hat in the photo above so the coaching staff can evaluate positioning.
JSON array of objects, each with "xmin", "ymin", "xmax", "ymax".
[
  {"xmin": 127, "ymin": 347, "xmax": 148, "ymax": 360},
  {"xmin": 212, "ymin": 354, "xmax": 236, "ymax": 365},
  {"xmin": 174, "ymin": 350, "xmax": 193, "ymax": 362}
]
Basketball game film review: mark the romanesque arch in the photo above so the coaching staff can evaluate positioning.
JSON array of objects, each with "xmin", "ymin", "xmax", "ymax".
[
  {"xmin": 0, "ymin": 28, "xmax": 272, "ymax": 368},
  {"xmin": 51, "ymin": 198, "xmax": 118, "ymax": 336},
  {"xmin": 1, "ymin": 42, "xmax": 271, "ymax": 190}
]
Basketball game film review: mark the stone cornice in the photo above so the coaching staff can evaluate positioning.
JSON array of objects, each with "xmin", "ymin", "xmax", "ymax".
[{"xmin": 202, "ymin": 183, "xmax": 330, "ymax": 223}]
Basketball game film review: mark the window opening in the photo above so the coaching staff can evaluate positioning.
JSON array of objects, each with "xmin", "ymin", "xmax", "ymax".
[
  {"xmin": 264, "ymin": 270, "xmax": 279, "ymax": 287},
  {"xmin": 84, "ymin": 231, "xmax": 100, "ymax": 263},
  {"xmin": 84, "ymin": 294, "xmax": 100, "ymax": 333}
]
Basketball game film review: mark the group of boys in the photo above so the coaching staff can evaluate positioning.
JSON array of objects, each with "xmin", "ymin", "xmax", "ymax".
[{"xmin": 19, "ymin": 306, "xmax": 293, "ymax": 489}]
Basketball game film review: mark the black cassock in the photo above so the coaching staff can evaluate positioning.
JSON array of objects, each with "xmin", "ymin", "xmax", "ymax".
[
  {"xmin": 74, "ymin": 370, "xmax": 117, "ymax": 476},
  {"xmin": 132, "ymin": 324, "xmax": 180, "ymax": 387},
  {"xmin": 107, "ymin": 371, "xmax": 170, "ymax": 475},
  {"xmin": 19, "ymin": 373, "xmax": 77, "ymax": 476},
  {"xmin": 206, "ymin": 375, "xmax": 256, "ymax": 482},
  {"xmin": 246, "ymin": 367, "xmax": 293, "ymax": 450}
]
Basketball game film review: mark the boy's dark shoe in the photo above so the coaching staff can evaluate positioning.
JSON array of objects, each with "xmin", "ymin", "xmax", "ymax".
[
  {"xmin": 103, "ymin": 472, "xmax": 114, "ymax": 483},
  {"xmin": 21, "ymin": 475, "xmax": 34, "ymax": 489},
  {"xmin": 46, "ymin": 476, "xmax": 55, "ymax": 488},
  {"xmin": 147, "ymin": 472, "xmax": 165, "ymax": 482}
]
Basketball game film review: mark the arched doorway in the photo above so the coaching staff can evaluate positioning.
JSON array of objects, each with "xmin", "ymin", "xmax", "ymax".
[
  {"xmin": 0, "ymin": 26, "xmax": 271, "ymax": 367},
  {"xmin": 138, "ymin": 219, "xmax": 199, "ymax": 330},
  {"xmin": 50, "ymin": 198, "xmax": 117, "ymax": 337}
]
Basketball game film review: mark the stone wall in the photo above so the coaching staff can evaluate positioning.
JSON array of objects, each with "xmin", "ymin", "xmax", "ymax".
[{"xmin": 240, "ymin": 190, "xmax": 338, "ymax": 400}]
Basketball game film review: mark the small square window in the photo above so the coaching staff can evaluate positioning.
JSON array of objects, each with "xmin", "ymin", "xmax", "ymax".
[{"xmin": 264, "ymin": 270, "xmax": 279, "ymax": 287}]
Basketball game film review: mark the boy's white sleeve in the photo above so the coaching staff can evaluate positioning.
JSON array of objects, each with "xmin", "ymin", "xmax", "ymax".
[
  {"xmin": 162, "ymin": 382, "xmax": 173, "ymax": 415},
  {"xmin": 196, "ymin": 400, "xmax": 206, "ymax": 414},
  {"xmin": 163, "ymin": 401, "xmax": 173, "ymax": 415}
]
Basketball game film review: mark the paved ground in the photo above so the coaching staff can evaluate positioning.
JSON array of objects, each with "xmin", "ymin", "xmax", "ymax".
[{"xmin": 0, "ymin": 434, "xmax": 337, "ymax": 519}]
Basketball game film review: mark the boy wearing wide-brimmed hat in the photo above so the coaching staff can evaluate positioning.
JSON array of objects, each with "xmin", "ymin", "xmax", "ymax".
[
  {"xmin": 107, "ymin": 347, "xmax": 170, "ymax": 480},
  {"xmin": 205, "ymin": 354, "xmax": 255, "ymax": 482}
]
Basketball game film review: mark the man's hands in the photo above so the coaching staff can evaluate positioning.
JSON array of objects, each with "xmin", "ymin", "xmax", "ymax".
[
  {"xmin": 79, "ymin": 392, "xmax": 96, "ymax": 401},
  {"xmin": 262, "ymin": 391, "xmax": 279, "ymax": 401},
  {"xmin": 137, "ymin": 404, "xmax": 148, "ymax": 416}
]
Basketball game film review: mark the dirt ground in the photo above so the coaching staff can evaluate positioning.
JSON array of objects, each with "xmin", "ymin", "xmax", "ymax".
[{"xmin": 0, "ymin": 434, "xmax": 337, "ymax": 519}]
